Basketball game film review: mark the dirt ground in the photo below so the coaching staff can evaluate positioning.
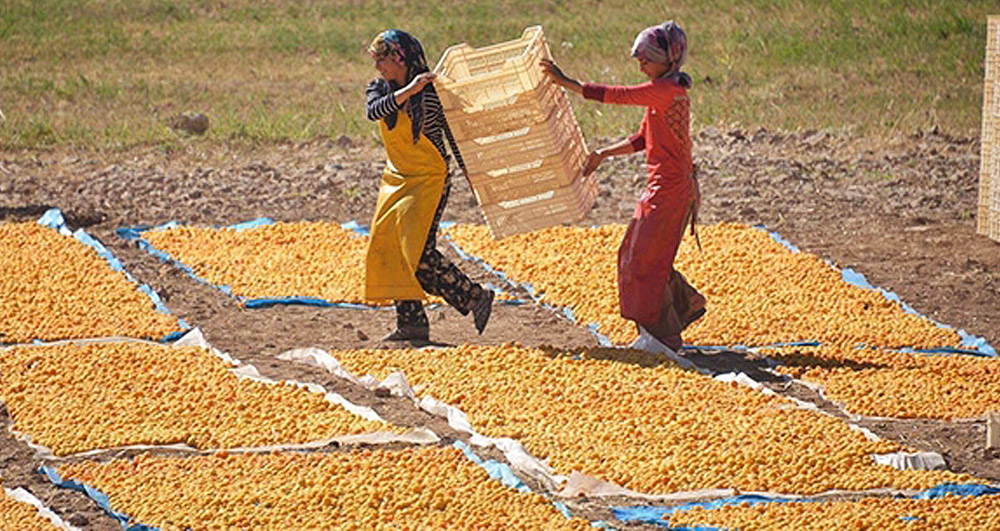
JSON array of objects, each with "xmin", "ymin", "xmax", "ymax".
[{"xmin": 1, "ymin": 126, "xmax": 999, "ymax": 528}]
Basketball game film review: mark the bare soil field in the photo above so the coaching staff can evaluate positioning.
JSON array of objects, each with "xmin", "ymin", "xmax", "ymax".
[{"xmin": 1, "ymin": 127, "xmax": 998, "ymax": 527}]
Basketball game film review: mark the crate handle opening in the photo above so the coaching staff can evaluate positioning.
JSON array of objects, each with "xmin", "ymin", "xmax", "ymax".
[
  {"xmin": 497, "ymin": 190, "xmax": 555, "ymax": 209},
  {"xmin": 485, "ymin": 159, "xmax": 545, "ymax": 178},
  {"xmin": 473, "ymin": 126, "xmax": 531, "ymax": 145}
]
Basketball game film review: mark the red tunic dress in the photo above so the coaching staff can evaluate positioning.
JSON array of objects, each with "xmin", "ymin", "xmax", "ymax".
[{"xmin": 583, "ymin": 78, "xmax": 705, "ymax": 345}]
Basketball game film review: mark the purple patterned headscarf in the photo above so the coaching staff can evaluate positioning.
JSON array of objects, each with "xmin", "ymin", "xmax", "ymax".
[{"xmin": 631, "ymin": 21, "xmax": 691, "ymax": 88}]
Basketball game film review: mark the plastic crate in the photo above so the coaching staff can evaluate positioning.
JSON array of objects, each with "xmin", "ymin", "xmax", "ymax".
[
  {"xmin": 434, "ymin": 26, "xmax": 597, "ymax": 238},
  {"xmin": 444, "ymin": 81, "xmax": 564, "ymax": 142},
  {"xmin": 991, "ymin": 17, "xmax": 1000, "ymax": 58},
  {"xmin": 979, "ymin": 128, "xmax": 994, "ymax": 238},
  {"xmin": 981, "ymin": 135, "xmax": 1000, "ymax": 238},
  {"xmin": 459, "ymin": 102, "xmax": 584, "ymax": 174},
  {"xmin": 980, "ymin": 17, "xmax": 1000, "ymax": 242},
  {"xmin": 988, "ymin": 82, "xmax": 999, "ymax": 118},
  {"xmin": 468, "ymin": 141, "xmax": 588, "ymax": 205},
  {"xmin": 481, "ymin": 177, "xmax": 599, "ymax": 240},
  {"xmin": 435, "ymin": 26, "xmax": 549, "ymax": 112}
]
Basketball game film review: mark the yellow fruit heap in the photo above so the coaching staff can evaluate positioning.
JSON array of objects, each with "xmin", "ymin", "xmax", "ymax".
[
  {"xmin": 143, "ymin": 221, "xmax": 476, "ymax": 305},
  {"xmin": 771, "ymin": 345, "xmax": 1000, "ymax": 419},
  {"xmin": 445, "ymin": 223, "xmax": 959, "ymax": 349},
  {"xmin": 763, "ymin": 344, "xmax": 920, "ymax": 372},
  {"xmin": 0, "ymin": 343, "xmax": 396, "ymax": 456},
  {"xmin": 143, "ymin": 221, "xmax": 374, "ymax": 303},
  {"xmin": 0, "ymin": 479, "xmax": 56, "ymax": 530},
  {"xmin": 330, "ymin": 344, "xmax": 971, "ymax": 495},
  {"xmin": 668, "ymin": 494, "xmax": 1000, "ymax": 530},
  {"xmin": 0, "ymin": 222, "xmax": 180, "ymax": 343},
  {"xmin": 58, "ymin": 448, "xmax": 591, "ymax": 530}
]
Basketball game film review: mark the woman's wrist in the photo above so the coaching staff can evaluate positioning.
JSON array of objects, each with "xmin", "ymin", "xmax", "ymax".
[
  {"xmin": 562, "ymin": 77, "xmax": 583, "ymax": 94},
  {"xmin": 393, "ymin": 85, "xmax": 415, "ymax": 105},
  {"xmin": 552, "ymin": 72, "xmax": 581, "ymax": 91}
]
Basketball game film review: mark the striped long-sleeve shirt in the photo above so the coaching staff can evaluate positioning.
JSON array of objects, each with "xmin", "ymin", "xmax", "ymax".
[{"xmin": 365, "ymin": 80, "xmax": 467, "ymax": 175}]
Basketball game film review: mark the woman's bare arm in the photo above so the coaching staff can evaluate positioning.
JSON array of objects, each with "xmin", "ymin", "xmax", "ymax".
[
  {"xmin": 540, "ymin": 59, "xmax": 583, "ymax": 95},
  {"xmin": 539, "ymin": 59, "xmax": 645, "ymax": 176}
]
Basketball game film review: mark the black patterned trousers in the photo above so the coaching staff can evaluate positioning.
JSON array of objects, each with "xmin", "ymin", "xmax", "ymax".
[{"xmin": 396, "ymin": 174, "xmax": 486, "ymax": 328}]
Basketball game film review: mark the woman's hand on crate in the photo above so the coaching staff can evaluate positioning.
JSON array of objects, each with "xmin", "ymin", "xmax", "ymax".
[
  {"xmin": 409, "ymin": 72, "xmax": 437, "ymax": 91},
  {"xmin": 394, "ymin": 72, "xmax": 437, "ymax": 105},
  {"xmin": 540, "ymin": 59, "xmax": 582, "ymax": 94},
  {"xmin": 584, "ymin": 138, "xmax": 644, "ymax": 176},
  {"xmin": 583, "ymin": 150, "xmax": 604, "ymax": 177}
]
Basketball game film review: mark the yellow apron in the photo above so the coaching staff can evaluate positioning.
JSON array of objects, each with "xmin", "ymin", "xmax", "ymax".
[{"xmin": 365, "ymin": 108, "xmax": 447, "ymax": 302}]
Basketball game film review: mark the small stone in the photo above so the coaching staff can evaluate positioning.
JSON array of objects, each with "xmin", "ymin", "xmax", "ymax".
[{"xmin": 170, "ymin": 112, "xmax": 210, "ymax": 135}]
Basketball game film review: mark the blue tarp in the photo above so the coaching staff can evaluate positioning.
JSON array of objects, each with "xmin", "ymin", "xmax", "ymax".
[
  {"xmin": 445, "ymin": 224, "xmax": 995, "ymax": 356},
  {"xmin": 122, "ymin": 218, "xmax": 512, "ymax": 310},
  {"xmin": 612, "ymin": 504, "xmax": 725, "ymax": 530},
  {"xmin": 43, "ymin": 445, "xmax": 608, "ymax": 529},
  {"xmin": 41, "ymin": 467, "xmax": 156, "ymax": 531},
  {"xmin": 453, "ymin": 441, "xmax": 532, "ymax": 494},
  {"xmin": 914, "ymin": 483, "xmax": 1000, "ymax": 499},
  {"xmin": 120, "ymin": 217, "xmax": 359, "ymax": 307},
  {"xmin": 759, "ymin": 225, "xmax": 994, "ymax": 356},
  {"xmin": 127, "ymin": 226, "xmax": 235, "ymax": 295},
  {"xmin": 452, "ymin": 441, "xmax": 610, "ymax": 528},
  {"xmin": 840, "ymin": 267, "xmax": 995, "ymax": 356},
  {"xmin": 445, "ymin": 233, "xmax": 830, "ymax": 351},
  {"xmin": 245, "ymin": 298, "xmax": 386, "ymax": 310},
  {"xmin": 116, "ymin": 219, "xmax": 282, "ymax": 300},
  {"xmin": 34, "ymin": 209, "xmax": 188, "ymax": 341},
  {"xmin": 613, "ymin": 483, "xmax": 1000, "ymax": 529},
  {"xmin": 614, "ymin": 493, "xmax": 810, "ymax": 528}
]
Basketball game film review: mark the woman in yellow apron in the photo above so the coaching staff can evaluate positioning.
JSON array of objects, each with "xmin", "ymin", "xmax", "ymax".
[{"xmin": 365, "ymin": 30, "xmax": 494, "ymax": 342}]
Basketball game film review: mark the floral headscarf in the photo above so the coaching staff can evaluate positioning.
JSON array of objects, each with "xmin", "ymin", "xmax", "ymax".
[
  {"xmin": 630, "ymin": 21, "xmax": 691, "ymax": 88},
  {"xmin": 368, "ymin": 29, "xmax": 433, "ymax": 143}
]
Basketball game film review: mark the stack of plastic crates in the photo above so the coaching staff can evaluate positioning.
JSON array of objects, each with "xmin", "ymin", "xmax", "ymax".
[
  {"xmin": 434, "ymin": 26, "xmax": 596, "ymax": 239},
  {"xmin": 979, "ymin": 16, "xmax": 1000, "ymax": 242}
]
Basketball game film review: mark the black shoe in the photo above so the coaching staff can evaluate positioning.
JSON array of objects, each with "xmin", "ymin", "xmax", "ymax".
[
  {"xmin": 471, "ymin": 290, "xmax": 494, "ymax": 335},
  {"xmin": 381, "ymin": 325, "xmax": 429, "ymax": 342}
]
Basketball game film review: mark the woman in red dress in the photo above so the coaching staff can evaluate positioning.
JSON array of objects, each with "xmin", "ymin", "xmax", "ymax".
[{"xmin": 542, "ymin": 21, "xmax": 705, "ymax": 353}]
